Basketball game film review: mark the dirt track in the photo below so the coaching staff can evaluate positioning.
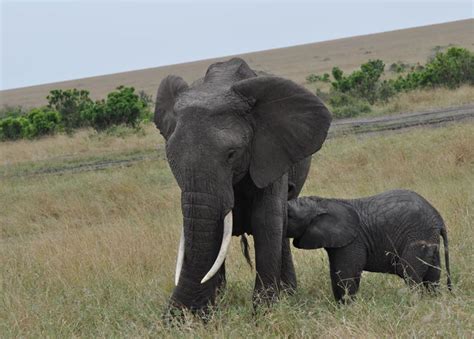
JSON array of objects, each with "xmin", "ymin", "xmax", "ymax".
[
  {"xmin": 2, "ymin": 105, "xmax": 472, "ymax": 179},
  {"xmin": 328, "ymin": 104, "xmax": 474, "ymax": 137}
]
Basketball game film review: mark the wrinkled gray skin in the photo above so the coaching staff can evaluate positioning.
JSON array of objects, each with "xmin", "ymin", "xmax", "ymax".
[
  {"xmin": 154, "ymin": 58, "xmax": 332, "ymax": 314},
  {"xmin": 287, "ymin": 190, "xmax": 452, "ymax": 302}
]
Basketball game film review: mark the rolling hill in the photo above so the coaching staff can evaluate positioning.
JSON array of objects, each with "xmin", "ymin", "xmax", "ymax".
[{"xmin": 1, "ymin": 19, "xmax": 473, "ymax": 108}]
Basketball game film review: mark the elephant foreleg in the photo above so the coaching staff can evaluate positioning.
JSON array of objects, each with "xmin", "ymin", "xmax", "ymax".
[
  {"xmin": 251, "ymin": 176, "xmax": 287, "ymax": 308},
  {"xmin": 216, "ymin": 261, "xmax": 226, "ymax": 293},
  {"xmin": 327, "ymin": 247, "xmax": 365, "ymax": 303},
  {"xmin": 281, "ymin": 237, "xmax": 297, "ymax": 293}
]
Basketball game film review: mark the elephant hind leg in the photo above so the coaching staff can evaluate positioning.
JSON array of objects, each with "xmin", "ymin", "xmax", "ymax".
[
  {"xmin": 422, "ymin": 251, "xmax": 441, "ymax": 293},
  {"xmin": 399, "ymin": 242, "xmax": 433, "ymax": 288}
]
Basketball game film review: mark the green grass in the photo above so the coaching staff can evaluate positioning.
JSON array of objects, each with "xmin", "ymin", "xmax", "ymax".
[{"xmin": 1, "ymin": 122, "xmax": 473, "ymax": 337}]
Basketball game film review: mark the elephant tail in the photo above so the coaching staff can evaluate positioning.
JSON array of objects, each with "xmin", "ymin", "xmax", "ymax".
[
  {"xmin": 441, "ymin": 227, "xmax": 452, "ymax": 291},
  {"xmin": 240, "ymin": 234, "xmax": 253, "ymax": 269}
]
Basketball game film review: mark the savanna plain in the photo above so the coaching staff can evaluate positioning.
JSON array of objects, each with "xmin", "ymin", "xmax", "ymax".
[{"xmin": 1, "ymin": 120, "xmax": 473, "ymax": 337}]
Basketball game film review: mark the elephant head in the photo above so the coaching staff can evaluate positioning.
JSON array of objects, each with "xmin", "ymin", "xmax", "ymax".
[
  {"xmin": 155, "ymin": 58, "xmax": 331, "ymax": 311},
  {"xmin": 287, "ymin": 197, "xmax": 358, "ymax": 249}
]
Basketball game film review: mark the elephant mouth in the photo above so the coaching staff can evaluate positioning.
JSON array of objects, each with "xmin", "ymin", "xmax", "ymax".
[
  {"xmin": 292, "ymin": 237, "xmax": 303, "ymax": 249},
  {"xmin": 174, "ymin": 210, "xmax": 233, "ymax": 286}
]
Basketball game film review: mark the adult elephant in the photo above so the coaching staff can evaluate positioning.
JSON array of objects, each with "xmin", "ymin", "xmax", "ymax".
[{"xmin": 154, "ymin": 58, "xmax": 332, "ymax": 313}]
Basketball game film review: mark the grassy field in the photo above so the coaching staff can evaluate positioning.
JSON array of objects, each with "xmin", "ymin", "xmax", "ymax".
[{"xmin": 1, "ymin": 121, "xmax": 473, "ymax": 337}]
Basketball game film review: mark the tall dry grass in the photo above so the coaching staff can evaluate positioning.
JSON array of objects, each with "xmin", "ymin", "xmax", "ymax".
[
  {"xmin": 1, "ymin": 122, "xmax": 473, "ymax": 337},
  {"xmin": 0, "ymin": 124, "xmax": 162, "ymax": 166},
  {"xmin": 372, "ymin": 85, "xmax": 474, "ymax": 116}
]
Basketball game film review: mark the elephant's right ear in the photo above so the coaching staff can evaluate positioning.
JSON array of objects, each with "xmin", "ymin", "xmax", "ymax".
[
  {"xmin": 154, "ymin": 75, "xmax": 188, "ymax": 140},
  {"xmin": 293, "ymin": 201, "xmax": 358, "ymax": 249}
]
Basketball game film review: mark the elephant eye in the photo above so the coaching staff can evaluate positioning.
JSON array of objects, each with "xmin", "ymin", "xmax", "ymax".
[{"xmin": 227, "ymin": 149, "xmax": 237, "ymax": 163}]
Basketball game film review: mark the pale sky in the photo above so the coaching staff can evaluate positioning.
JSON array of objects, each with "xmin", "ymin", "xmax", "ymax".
[{"xmin": 1, "ymin": 0, "xmax": 472, "ymax": 90}]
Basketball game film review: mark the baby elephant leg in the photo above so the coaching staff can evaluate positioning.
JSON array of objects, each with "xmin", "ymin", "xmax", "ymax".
[
  {"xmin": 422, "ymin": 250, "xmax": 441, "ymax": 292},
  {"xmin": 327, "ymin": 248, "xmax": 365, "ymax": 303},
  {"xmin": 399, "ymin": 240, "xmax": 437, "ymax": 288},
  {"xmin": 330, "ymin": 268, "xmax": 362, "ymax": 303}
]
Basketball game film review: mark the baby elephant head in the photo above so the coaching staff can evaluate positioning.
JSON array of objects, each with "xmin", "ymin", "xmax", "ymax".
[{"xmin": 287, "ymin": 197, "xmax": 359, "ymax": 249}]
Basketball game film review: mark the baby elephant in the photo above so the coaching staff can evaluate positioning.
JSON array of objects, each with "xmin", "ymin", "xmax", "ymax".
[{"xmin": 287, "ymin": 190, "xmax": 451, "ymax": 302}]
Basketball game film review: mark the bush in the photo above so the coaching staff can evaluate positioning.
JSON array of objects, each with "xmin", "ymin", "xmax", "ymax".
[
  {"xmin": 0, "ymin": 107, "xmax": 61, "ymax": 140},
  {"xmin": 393, "ymin": 47, "xmax": 474, "ymax": 90},
  {"xmin": 331, "ymin": 60, "xmax": 386, "ymax": 104},
  {"xmin": 308, "ymin": 47, "xmax": 474, "ymax": 120},
  {"xmin": 47, "ymin": 89, "xmax": 93, "ymax": 132},
  {"xmin": 25, "ymin": 108, "xmax": 61, "ymax": 138},
  {"xmin": 329, "ymin": 92, "xmax": 372, "ymax": 118},
  {"xmin": 389, "ymin": 61, "xmax": 410, "ymax": 73},
  {"xmin": 376, "ymin": 80, "xmax": 396, "ymax": 103},
  {"xmin": 0, "ymin": 117, "xmax": 27, "ymax": 140},
  {"xmin": 83, "ymin": 86, "xmax": 148, "ymax": 131},
  {"xmin": 138, "ymin": 90, "xmax": 154, "ymax": 123},
  {"xmin": 306, "ymin": 73, "xmax": 330, "ymax": 83}
]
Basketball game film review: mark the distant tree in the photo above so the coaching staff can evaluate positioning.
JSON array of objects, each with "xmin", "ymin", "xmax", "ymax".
[
  {"xmin": 331, "ymin": 60, "xmax": 385, "ymax": 104},
  {"xmin": 47, "ymin": 89, "xmax": 93, "ymax": 132},
  {"xmin": 83, "ymin": 86, "xmax": 146, "ymax": 131}
]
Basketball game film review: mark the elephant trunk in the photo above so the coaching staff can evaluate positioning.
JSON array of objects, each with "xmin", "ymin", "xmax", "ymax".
[{"xmin": 170, "ymin": 191, "xmax": 230, "ymax": 311}]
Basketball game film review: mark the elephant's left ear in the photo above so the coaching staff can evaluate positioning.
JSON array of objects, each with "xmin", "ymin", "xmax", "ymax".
[
  {"xmin": 154, "ymin": 75, "xmax": 189, "ymax": 140},
  {"xmin": 231, "ymin": 76, "xmax": 332, "ymax": 188}
]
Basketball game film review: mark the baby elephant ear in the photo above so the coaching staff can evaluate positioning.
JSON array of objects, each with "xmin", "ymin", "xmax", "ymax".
[
  {"xmin": 154, "ymin": 75, "xmax": 188, "ymax": 140},
  {"xmin": 294, "ymin": 201, "xmax": 358, "ymax": 249},
  {"xmin": 231, "ymin": 76, "xmax": 332, "ymax": 188}
]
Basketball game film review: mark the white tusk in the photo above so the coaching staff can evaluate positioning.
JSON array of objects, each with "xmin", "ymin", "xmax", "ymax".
[
  {"xmin": 201, "ymin": 211, "xmax": 233, "ymax": 284},
  {"xmin": 174, "ymin": 228, "xmax": 185, "ymax": 286}
]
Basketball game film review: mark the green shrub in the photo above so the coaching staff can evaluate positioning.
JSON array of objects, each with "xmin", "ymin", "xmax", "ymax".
[
  {"xmin": 331, "ymin": 60, "xmax": 386, "ymax": 104},
  {"xmin": 328, "ymin": 92, "xmax": 372, "ymax": 118},
  {"xmin": 389, "ymin": 61, "xmax": 410, "ymax": 73},
  {"xmin": 306, "ymin": 73, "xmax": 330, "ymax": 83},
  {"xmin": 138, "ymin": 90, "xmax": 154, "ymax": 123},
  {"xmin": 0, "ymin": 117, "xmax": 27, "ymax": 140},
  {"xmin": 310, "ymin": 47, "xmax": 474, "ymax": 119},
  {"xmin": 393, "ymin": 47, "xmax": 474, "ymax": 90},
  {"xmin": 0, "ymin": 107, "xmax": 61, "ymax": 141},
  {"xmin": 376, "ymin": 80, "xmax": 396, "ymax": 103},
  {"xmin": 25, "ymin": 108, "xmax": 61, "ymax": 138},
  {"xmin": 331, "ymin": 102, "xmax": 371, "ymax": 119},
  {"xmin": 47, "ymin": 89, "xmax": 93, "ymax": 132},
  {"xmin": 83, "ymin": 86, "xmax": 147, "ymax": 131}
]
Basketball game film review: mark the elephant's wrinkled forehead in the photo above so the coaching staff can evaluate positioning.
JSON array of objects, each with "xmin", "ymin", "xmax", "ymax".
[
  {"xmin": 169, "ymin": 89, "xmax": 252, "ymax": 149},
  {"xmin": 174, "ymin": 86, "xmax": 248, "ymax": 114}
]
